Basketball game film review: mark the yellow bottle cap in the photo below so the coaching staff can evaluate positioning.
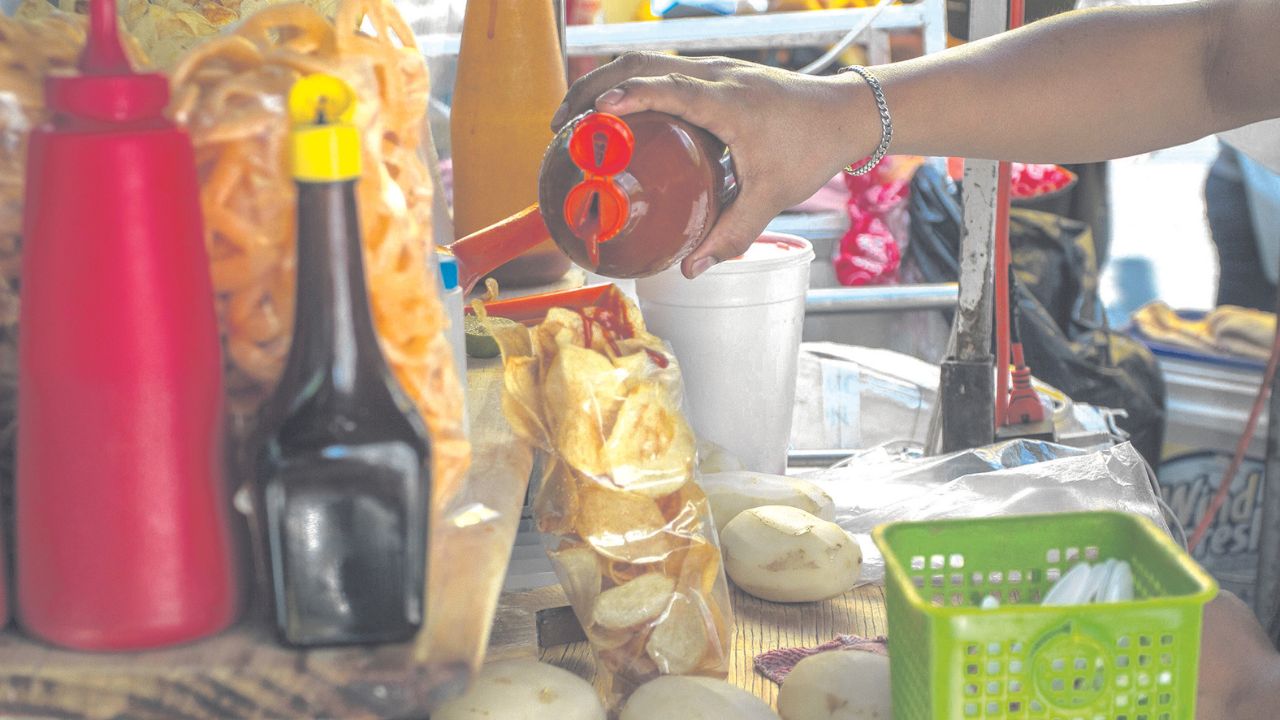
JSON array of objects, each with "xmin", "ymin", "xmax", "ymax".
[{"xmin": 289, "ymin": 73, "xmax": 361, "ymax": 182}]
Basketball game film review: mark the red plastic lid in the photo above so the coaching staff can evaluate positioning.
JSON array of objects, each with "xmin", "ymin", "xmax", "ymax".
[
  {"xmin": 563, "ymin": 113, "xmax": 635, "ymax": 258},
  {"xmin": 46, "ymin": 0, "xmax": 170, "ymax": 123}
]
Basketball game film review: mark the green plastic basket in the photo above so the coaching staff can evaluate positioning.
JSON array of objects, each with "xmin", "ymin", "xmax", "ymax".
[{"xmin": 872, "ymin": 512, "xmax": 1217, "ymax": 720}]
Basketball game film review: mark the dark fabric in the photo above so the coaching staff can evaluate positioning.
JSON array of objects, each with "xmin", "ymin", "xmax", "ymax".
[
  {"xmin": 948, "ymin": 0, "xmax": 1081, "ymax": 41},
  {"xmin": 754, "ymin": 635, "xmax": 888, "ymax": 685},
  {"xmin": 1206, "ymin": 146, "xmax": 1276, "ymax": 312},
  {"xmin": 1063, "ymin": 162, "xmax": 1113, "ymax": 267},
  {"xmin": 905, "ymin": 164, "xmax": 1167, "ymax": 463}
]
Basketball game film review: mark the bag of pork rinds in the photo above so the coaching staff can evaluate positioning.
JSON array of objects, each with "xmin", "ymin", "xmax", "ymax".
[
  {"xmin": 167, "ymin": 0, "xmax": 468, "ymax": 502},
  {"xmin": 484, "ymin": 289, "xmax": 736, "ymax": 706},
  {"xmin": 168, "ymin": 0, "xmax": 484, "ymax": 676}
]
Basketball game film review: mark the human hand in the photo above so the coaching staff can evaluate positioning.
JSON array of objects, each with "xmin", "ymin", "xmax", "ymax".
[
  {"xmin": 552, "ymin": 53, "xmax": 877, "ymax": 278},
  {"xmin": 1197, "ymin": 591, "xmax": 1280, "ymax": 719}
]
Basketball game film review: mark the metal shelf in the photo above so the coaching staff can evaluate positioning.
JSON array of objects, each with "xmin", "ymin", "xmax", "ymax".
[
  {"xmin": 806, "ymin": 284, "xmax": 959, "ymax": 315},
  {"xmin": 418, "ymin": 3, "xmax": 947, "ymax": 58}
]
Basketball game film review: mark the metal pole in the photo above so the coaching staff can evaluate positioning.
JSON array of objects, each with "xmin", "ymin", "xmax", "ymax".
[
  {"xmin": 1257, "ymin": 272, "xmax": 1280, "ymax": 643},
  {"xmin": 936, "ymin": 0, "xmax": 1005, "ymax": 454},
  {"xmin": 805, "ymin": 284, "xmax": 959, "ymax": 315}
]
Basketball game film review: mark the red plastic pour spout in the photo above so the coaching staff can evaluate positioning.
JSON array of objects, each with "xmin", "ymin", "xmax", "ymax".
[
  {"xmin": 448, "ymin": 204, "xmax": 554, "ymax": 294},
  {"xmin": 44, "ymin": 0, "xmax": 169, "ymax": 125},
  {"xmin": 82, "ymin": 0, "xmax": 130, "ymax": 74}
]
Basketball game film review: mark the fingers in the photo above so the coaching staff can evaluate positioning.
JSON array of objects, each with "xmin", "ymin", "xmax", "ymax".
[
  {"xmin": 680, "ymin": 198, "xmax": 776, "ymax": 279},
  {"xmin": 553, "ymin": 52, "xmax": 717, "ymax": 129},
  {"xmin": 592, "ymin": 73, "xmax": 732, "ymax": 143}
]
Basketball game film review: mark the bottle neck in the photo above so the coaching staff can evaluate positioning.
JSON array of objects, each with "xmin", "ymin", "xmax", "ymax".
[{"xmin": 288, "ymin": 180, "xmax": 384, "ymax": 393}]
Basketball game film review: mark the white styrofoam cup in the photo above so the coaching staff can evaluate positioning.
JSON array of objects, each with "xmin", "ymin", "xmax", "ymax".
[{"xmin": 635, "ymin": 233, "xmax": 814, "ymax": 474}]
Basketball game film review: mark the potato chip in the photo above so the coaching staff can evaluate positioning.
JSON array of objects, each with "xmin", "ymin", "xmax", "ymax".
[
  {"xmin": 599, "ymin": 632, "xmax": 661, "ymax": 684},
  {"xmin": 604, "ymin": 558, "xmax": 661, "ymax": 587},
  {"xmin": 645, "ymin": 592, "xmax": 710, "ymax": 675},
  {"xmin": 484, "ymin": 310, "xmax": 532, "ymax": 360},
  {"xmin": 677, "ymin": 539, "xmax": 724, "ymax": 600},
  {"xmin": 533, "ymin": 308, "xmax": 588, "ymax": 363},
  {"xmin": 576, "ymin": 482, "xmax": 679, "ymax": 563},
  {"xmin": 656, "ymin": 480, "xmax": 709, "ymax": 531},
  {"xmin": 603, "ymin": 383, "xmax": 695, "ymax": 498},
  {"xmin": 501, "ymin": 355, "xmax": 547, "ymax": 448},
  {"xmin": 544, "ymin": 344, "xmax": 625, "ymax": 476},
  {"xmin": 590, "ymin": 573, "xmax": 675, "ymax": 631},
  {"xmin": 701, "ymin": 596, "xmax": 733, "ymax": 674},
  {"xmin": 533, "ymin": 465, "xmax": 580, "ymax": 536},
  {"xmin": 585, "ymin": 622, "xmax": 635, "ymax": 652},
  {"xmin": 548, "ymin": 541, "xmax": 602, "ymax": 611}
]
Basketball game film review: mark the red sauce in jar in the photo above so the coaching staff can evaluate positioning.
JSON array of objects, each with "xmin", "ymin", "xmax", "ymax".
[{"xmin": 540, "ymin": 111, "xmax": 737, "ymax": 279}]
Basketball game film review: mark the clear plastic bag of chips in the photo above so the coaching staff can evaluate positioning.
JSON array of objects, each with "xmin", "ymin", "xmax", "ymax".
[{"xmin": 487, "ymin": 288, "xmax": 735, "ymax": 702}]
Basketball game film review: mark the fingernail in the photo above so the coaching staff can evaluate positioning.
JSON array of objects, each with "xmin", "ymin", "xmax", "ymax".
[
  {"xmin": 597, "ymin": 88, "xmax": 625, "ymax": 107},
  {"xmin": 689, "ymin": 257, "xmax": 716, "ymax": 278},
  {"xmin": 551, "ymin": 104, "xmax": 567, "ymax": 128}
]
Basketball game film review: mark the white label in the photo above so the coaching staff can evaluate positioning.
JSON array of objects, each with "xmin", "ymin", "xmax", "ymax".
[{"xmin": 821, "ymin": 361, "xmax": 862, "ymax": 449}]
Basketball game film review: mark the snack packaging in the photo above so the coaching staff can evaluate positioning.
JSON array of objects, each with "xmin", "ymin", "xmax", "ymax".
[
  {"xmin": 168, "ymin": 0, "xmax": 468, "ymax": 504},
  {"xmin": 166, "ymin": 0, "xmax": 493, "ymax": 686},
  {"xmin": 17, "ymin": 0, "xmax": 341, "ymax": 69},
  {"xmin": 486, "ymin": 287, "xmax": 735, "ymax": 704}
]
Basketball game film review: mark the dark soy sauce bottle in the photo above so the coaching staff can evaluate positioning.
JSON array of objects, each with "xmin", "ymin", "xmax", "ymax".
[{"xmin": 252, "ymin": 74, "xmax": 432, "ymax": 647}]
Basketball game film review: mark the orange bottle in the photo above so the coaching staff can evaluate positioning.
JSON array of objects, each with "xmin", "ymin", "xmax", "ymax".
[{"xmin": 451, "ymin": 0, "xmax": 569, "ymax": 287}]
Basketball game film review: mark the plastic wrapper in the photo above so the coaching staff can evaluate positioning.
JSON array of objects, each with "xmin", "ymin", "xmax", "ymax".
[
  {"xmin": 17, "ymin": 0, "xmax": 340, "ymax": 69},
  {"xmin": 790, "ymin": 342, "xmax": 1127, "ymax": 452},
  {"xmin": 485, "ymin": 289, "xmax": 735, "ymax": 705},
  {"xmin": 801, "ymin": 440, "xmax": 1172, "ymax": 584},
  {"xmin": 168, "ymin": 0, "xmax": 468, "ymax": 499},
  {"xmin": 166, "ymin": 0, "xmax": 495, "ymax": 694},
  {"xmin": 835, "ymin": 168, "xmax": 908, "ymax": 287}
]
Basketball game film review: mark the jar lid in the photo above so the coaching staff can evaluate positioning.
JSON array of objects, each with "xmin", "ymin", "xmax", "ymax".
[{"xmin": 703, "ymin": 233, "xmax": 815, "ymax": 275}]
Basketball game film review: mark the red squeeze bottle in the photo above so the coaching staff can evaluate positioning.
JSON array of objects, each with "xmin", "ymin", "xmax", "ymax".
[{"xmin": 16, "ymin": 0, "xmax": 238, "ymax": 650}]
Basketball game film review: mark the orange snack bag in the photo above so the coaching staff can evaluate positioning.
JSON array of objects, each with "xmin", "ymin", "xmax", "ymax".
[{"xmin": 169, "ymin": 0, "xmax": 468, "ymax": 500}]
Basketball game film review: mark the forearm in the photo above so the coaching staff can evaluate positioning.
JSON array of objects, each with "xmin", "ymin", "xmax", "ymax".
[{"xmin": 850, "ymin": 0, "xmax": 1280, "ymax": 164}]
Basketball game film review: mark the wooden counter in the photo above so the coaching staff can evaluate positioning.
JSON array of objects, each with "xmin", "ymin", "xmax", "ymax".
[
  {"xmin": 493, "ymin": 583, "xmax": 887, "ymax": 712},
  {"xmin": 0, "ymin": 273, "xmax": 888, "ymax": 716},
  {"xmin": 0, "ymin": 359, "xmax": 533, "ymax": 719}
]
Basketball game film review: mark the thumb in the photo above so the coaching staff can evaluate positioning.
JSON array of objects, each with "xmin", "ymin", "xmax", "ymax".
[
  {"xmin": 596, "ymin": 74, "xmax": 733, "ymax": 145},
  {"xmin": 680, "ymin": 198, "xmax": 775, "ymax": 279}
]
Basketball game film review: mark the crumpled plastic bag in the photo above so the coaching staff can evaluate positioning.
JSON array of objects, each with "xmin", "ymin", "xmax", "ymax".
[
  {"xmin": 790, "ymin": 342, "xmax": 1128, "ymax": 453},
  {"xmin": 835, "ymin": 169, "xmax": 909, "ymax": 286},
  {"xmin": 802, "ymin": 441, "xmax": 1170, "ymax": 583}
]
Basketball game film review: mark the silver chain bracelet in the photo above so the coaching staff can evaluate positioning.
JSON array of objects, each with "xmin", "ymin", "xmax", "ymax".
[{"xmin": 838, "ymin": 65, "xmax": 892, "ymax": 176}]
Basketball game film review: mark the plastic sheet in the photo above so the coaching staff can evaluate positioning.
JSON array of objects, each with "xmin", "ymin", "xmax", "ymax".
[
  {"xmin": 803, "ymin": 441, "xmax": 1170, "ymax": 583},
  {"xmin": 487, "ymin": 290, "xmax": 735, "ymax": 707},
  {"xmin": 790, "ymin": 342, "xmax": 1128, "ymax": 452},
  {"xmin": 165, "ymin": 0, "xmax": 491, "ymax": 694}
]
